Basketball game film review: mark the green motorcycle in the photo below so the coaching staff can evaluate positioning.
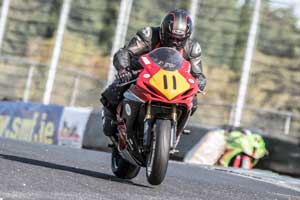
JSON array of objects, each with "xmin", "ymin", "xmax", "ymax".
[{"xmin": 218, "ymin": 129, "xmax": 267, "ymax": 169}]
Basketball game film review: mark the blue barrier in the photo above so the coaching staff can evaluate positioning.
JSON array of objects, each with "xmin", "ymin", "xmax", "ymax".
[
  {"xmin": 0, "ymin": 101, "xmax": 91, "ymax": 147},
  {"xmin": 0, "ymin": 101, "xmax": 63, "ymax": 144}
]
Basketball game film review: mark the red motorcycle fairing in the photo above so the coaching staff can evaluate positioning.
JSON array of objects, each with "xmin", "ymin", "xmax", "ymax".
[{"xmin": 128, "ymin": 54, "xmax": 198, "ymax": 109}]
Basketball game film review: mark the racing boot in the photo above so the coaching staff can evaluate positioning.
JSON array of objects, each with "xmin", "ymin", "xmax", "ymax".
[
  {"xmin": 191, "ymin": 95, "xmax": 198, "ymax": 116},
  {"xmin": 101, "ymin": 107, "xmax": 118, "ymax": 140}
]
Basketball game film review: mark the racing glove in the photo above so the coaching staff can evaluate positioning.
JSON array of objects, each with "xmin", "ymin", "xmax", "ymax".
[
  {"xmin": 197, "ymin": 73, "xmax": 206, "ymax": 92},
  {"xmin": 116, "ymin": 67, "xmax": 133, "ymax": 83}
]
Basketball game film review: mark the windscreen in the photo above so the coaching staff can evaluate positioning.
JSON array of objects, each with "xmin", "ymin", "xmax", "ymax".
[{"xmin": 148, "ymin": 47, "xmax": 184, "ymax": 71}]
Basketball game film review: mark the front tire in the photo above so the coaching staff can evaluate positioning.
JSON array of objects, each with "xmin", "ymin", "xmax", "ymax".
[
  {"xmin": 111, "ymin": 148, "xmax": 140, "ymax": 179},
  {"xmin": 146, "ymin": 120, "xmax": 171, "ymax": 185}
]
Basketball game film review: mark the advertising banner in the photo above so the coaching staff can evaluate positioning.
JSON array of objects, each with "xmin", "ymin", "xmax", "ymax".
[
  {"xmin": 58, "ymin": 107, "xmax": 91, "ymax": 148},
  {"xmin": 0, "ymin": 101, "xmax": 63, "ymax": 144}
]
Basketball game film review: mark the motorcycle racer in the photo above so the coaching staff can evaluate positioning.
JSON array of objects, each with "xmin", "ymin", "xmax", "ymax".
[{"xmin": 100, "ymin": 9, "xmax": 206, "ymax": 138}]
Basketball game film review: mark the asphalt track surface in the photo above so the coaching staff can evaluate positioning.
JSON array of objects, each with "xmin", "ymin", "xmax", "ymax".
[{"xmin": 0, "ymin": 138, "xmax": 299, "ymax": 200}]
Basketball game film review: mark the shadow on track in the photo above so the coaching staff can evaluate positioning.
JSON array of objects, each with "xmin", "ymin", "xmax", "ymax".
[{"xmin": 0, "ymin": 153, "xmax": 152, "ymax": 189}]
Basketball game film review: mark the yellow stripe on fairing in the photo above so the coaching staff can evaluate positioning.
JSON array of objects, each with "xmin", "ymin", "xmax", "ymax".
[{"xmin": 149, "ymin": 69, "xmax": 190, "ymax": 100}]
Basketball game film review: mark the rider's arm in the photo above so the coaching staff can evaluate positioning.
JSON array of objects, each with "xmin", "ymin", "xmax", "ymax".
[
  {"xmin": 185, "ymin": 41, "xmax": 207, "ymax": 91},
  {"xmin": 113, "ymin": 27, "xmax": 154, "ymax": 71}
]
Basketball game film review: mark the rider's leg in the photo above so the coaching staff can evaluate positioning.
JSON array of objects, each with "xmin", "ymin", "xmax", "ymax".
[
  {"xmin": 191, "ymin": 95, "xmax": 198, "ymax": 116},
  {"xmin": 101, "ymin": 107, "xmax": 118, "ymax": 137},
  {"xmin": 100, "ymin": 80, "xmax": 130, "ymax": 137}
]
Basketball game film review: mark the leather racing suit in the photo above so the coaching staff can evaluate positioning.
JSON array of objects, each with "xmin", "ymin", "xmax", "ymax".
[{"xmin": 100, "ymin": 26, "xmax": 206, "ymax": 137}]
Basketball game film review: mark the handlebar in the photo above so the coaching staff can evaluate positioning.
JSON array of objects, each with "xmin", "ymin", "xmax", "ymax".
[{"xmin": 115, "ymin": 69, "xmax": 143, "ymax": 87}]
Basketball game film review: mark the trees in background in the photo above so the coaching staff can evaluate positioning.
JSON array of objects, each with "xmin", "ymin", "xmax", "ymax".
[{"xmin": 249, "ymin": 1, "xmax": 300, "ymax": 112}]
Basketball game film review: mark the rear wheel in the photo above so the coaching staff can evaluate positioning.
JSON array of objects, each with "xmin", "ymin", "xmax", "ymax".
[
  {"xmin": 111, "ymin": 148, "xmax": 140, "ymax": 179},
  {"xmin": 146, "ymin": 120, "xmax": 171, "ymax": 185}
]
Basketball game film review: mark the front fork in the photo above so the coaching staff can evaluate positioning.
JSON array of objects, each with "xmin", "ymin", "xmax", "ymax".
[
  {"xmin": 170, "ymin": 105, "xmax": 177, "ymax": 150},
  {"xmin": 143, "ymin": 101, "xmax": 152, "ymax": 147},
  {"xmin": 143, "ymin": 101, "xmax": 177, "ymax": 150}
]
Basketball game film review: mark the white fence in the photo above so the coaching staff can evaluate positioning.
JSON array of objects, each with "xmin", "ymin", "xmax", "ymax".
[{"xmin": 0, "ymin": 54, "xmax": 105, "ymax": 107}]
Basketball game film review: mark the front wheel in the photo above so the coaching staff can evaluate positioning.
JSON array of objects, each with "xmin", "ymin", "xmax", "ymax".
[
  {"xmin": 111, "ymin": 148, "xmax": 140, "ymax": 179},
  {"xmin": 146, "ymin": 120, "xmax": 171, "ymax": 185}
]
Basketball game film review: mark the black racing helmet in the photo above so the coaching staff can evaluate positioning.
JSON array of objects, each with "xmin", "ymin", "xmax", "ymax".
[{"xmin": 160, "ymin": 9, "xmax": 193, "ymax": 49}]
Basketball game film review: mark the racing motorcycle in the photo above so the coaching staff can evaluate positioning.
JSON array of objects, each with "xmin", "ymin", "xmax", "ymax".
[
  {"xmin": 109, "ymin": 47, "xmax": 199, "ymax": 185},
  {"xmin": 218, "ymin": 129, "xmax": 267, "ymax": 169}
]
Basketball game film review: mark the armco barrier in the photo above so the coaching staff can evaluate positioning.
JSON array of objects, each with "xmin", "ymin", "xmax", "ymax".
[
  {"xmin": 256, "ymin": 134, "xmax": 300, "ymax": 177},
  {"xmin": 81, "ymin": 107, "xmax": 211, "ymax": 155},
  {"xmin": 82, "ymin": 108, "xmax": 300, "ymax": 177},
  {"xmin": 81, "ymin": 107, "xmax": 211, "ymax": 154},
  {"xmin": 82, "ymin": 107, "xmax": 111, "ymax": 151},
  {"xmin": 1, "ymin": 102, "xmax": 299, "ymax": 177},
  {"xmin": 175, "ymin": 125, "xmax": 300, "ymax": 177}
]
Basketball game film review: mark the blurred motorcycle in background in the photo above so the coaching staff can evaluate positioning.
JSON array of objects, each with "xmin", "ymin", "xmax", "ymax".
[{"xmin": 218, "ymin": 128, "xmax": 268, "ymax": 169}]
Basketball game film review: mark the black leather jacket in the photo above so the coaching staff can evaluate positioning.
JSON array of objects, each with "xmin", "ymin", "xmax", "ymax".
[{"xmin": 113, "ymin": 26, "xmax": 206, "ymax": 86}]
